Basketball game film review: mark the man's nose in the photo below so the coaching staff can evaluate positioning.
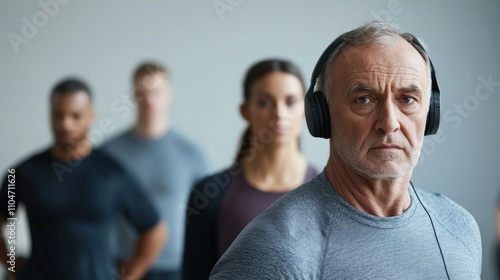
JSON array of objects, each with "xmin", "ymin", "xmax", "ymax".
[
  {"xmin": 60, "ymin": 116, "xmax": 74, "ymax": 131},
  {"xmin": 375, "ymin": 100, "xmax": 400, "ymax": 134}
]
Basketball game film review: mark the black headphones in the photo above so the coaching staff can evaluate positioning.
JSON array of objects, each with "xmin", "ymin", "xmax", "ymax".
[{"xmin": 305, "ymin": 35, "xmax": 441, "ymax": 139}]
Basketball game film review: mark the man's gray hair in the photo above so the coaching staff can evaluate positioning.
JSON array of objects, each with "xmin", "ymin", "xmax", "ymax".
[{"xmin": 316, "ymin": 20, "xmax": 432, "ymax": 104}]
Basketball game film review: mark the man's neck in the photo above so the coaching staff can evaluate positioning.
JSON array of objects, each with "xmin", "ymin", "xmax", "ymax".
[
  {"xmin": 133, "ymin": 116, "xmax": 169, "ymax": 139},
  {"xmin": 51, "ymin": 140, "xmax": 92, "ymax": 162},
  {"xmin": 324, "ymin": 154, "xmax": 412, "ymax": 217}
]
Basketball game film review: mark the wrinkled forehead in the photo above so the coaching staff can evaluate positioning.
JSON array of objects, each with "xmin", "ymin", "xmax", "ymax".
[{"xmin": 333, "ymin": 37, "xmax": 429, "ymax": 82}]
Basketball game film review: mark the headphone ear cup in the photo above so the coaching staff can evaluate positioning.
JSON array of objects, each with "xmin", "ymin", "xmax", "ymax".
[
  {"xmin": 305, "ymin": 90, "xmax": 331, "ymax": 139},
  {"xmin": 424, "ymin": 88, "xmax": 441, "ymax": 136},
  {"xmin": 408, "ymin": 35, "xmax": 441, "ymax": 136}
]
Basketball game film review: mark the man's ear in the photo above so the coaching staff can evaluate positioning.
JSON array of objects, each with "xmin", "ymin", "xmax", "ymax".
[{"xmin": 240, "ymin": 103, "xmax": 249, "ymax": 121}]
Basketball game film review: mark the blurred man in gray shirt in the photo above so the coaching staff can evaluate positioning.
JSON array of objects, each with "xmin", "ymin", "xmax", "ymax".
[{"xmin": 104, "ymin": 62, "xmax": 209, "ymax": 280}]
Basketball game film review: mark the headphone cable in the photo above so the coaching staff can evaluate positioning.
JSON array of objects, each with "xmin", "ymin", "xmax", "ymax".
[{"xmin": 410, "ymin": 180, "xmax": 450, "ymax": 280}]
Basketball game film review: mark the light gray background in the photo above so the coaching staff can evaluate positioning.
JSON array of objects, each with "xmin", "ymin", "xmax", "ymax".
[{"xmin": 1, "ymin": 0, "xmax": 499, "ymax": 279}]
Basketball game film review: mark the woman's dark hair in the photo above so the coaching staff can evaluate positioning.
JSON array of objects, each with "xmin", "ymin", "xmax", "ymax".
[{"xmin": 235, "ymin": 59, "xmax": 305, "ymax": 164}]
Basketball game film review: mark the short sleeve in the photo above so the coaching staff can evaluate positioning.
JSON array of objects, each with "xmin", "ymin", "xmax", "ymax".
[{"xmin": 118, "ymin": 173, "xmax": 160, "ymax": 233}]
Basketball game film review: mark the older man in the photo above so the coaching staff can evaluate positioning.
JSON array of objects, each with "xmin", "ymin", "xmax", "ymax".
[{"xmin": 210, "ymin": 21, "xmax": 481, "ymax": 279}]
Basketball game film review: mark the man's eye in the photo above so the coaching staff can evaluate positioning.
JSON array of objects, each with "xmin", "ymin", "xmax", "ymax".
[
  {"xmin": 356, "ymin": 97, "xmax": 370, "ymax": 104},
  {"xmin": 257, "ymin": 99, "xmax": 272, "ymax": 108},
  {"xmin": 402, "ymin": 96, "xmax": 415, "ymax": 104}
]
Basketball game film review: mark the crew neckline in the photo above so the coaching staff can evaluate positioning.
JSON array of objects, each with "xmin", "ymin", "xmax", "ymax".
[
  {"xmin": 316, "ymin": 172, "xmax": 418, "ymax": 229},
  {"xmin": 127, "ymin": 128, "xmax": 172, "ymax": 144}
]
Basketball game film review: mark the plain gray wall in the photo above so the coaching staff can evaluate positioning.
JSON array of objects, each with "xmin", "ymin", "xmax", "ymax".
[{"xmin": 1, "ymin": 0, "xmax": 499, "ymax": 278}]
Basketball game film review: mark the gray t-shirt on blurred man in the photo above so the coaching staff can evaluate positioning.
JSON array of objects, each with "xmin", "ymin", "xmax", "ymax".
[
  {"xmin": 103, "ymin": 129, "xmax": 208, "ymax": 272},
  {"xmin": 210, "ymin": 173, "xmax": 482, "ymax": 279}
]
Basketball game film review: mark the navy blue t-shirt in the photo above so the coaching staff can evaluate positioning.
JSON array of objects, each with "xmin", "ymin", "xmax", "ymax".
[{"xmin": 0, "ymin": 148, "xmax": 159, "ymax": 280}]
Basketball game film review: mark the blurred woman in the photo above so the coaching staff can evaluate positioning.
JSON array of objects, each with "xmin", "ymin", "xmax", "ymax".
[{"xmin": 182, "ymin": 59, "xmax": 318, "ymax": 279}]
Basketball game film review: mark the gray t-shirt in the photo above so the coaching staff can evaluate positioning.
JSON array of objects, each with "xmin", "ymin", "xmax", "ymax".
[
  {"xmin": 210, "ymin": 173, "xmax": 482, "ymax": 279},
  {"xmin": 103, "ymin": 129, "xmax": 209, "ymax": 271}
]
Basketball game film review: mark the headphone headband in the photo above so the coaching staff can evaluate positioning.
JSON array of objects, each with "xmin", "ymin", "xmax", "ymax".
[{"xmin": 308, "ymin": 37, "xmax": 346, "ymax": 94}]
